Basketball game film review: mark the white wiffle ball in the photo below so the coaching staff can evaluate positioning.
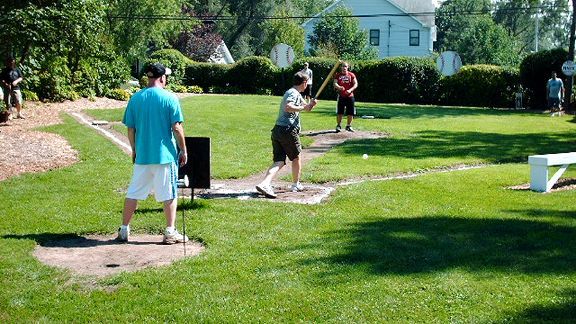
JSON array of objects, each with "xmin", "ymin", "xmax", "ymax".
[{"xmin": 362, "ymin": 154, "xmax": 369, "ymax": 159}]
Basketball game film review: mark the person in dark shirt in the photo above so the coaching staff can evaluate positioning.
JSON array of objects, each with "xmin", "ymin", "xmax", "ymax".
[{"xmin": 1, "ymin": 57, "xmax": 25, "ymax": 119}]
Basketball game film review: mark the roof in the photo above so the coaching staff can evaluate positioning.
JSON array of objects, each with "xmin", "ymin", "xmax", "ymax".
[
  {"xmin": 301, "ymin": 0, "xmax": 435, "ymax": 28},
  {"xmin": 390, "ymin": 0, "xmax": 435, "ymax": 27}
]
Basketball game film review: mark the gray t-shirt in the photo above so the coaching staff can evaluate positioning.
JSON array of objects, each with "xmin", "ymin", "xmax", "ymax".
[
  {"xmin": 275, "ymin": 87, "xmax": 304, "ymax": 130},
  {"xmin": 303, "ymin": 68, "xmax": 313, "ymax": 85}
]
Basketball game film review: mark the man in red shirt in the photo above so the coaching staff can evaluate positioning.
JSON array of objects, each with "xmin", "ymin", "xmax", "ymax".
[{"xmin": 333, "ymin": 62, "xmax": 358, "ymax": 132}]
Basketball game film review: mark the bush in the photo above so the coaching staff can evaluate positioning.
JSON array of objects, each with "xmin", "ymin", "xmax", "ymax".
[
  {"xmin": 520, "ymin": 48, "xmax": 568, "ymax": 109},
  {"xmin": 355, "ymin": 57, "xmax": 441, "ymax": 104},
  {"xmin": 188, "ymin": 85, "xmax": 203, "ymax": 94},
  {"xmin": 73, "ymin": 51, "xmax": 130, "ymax": 98},
  {"xmin": 36, "ymin": 56, "xmax": 76, "ymax": 102},
  {"xmin": 167, "ymin": 84, "xmax": 188, "ymax": 93},
  {"xmin": 227, "ymin": 56, "xmax": 278, "ymax": 93},
  {"xmin": 148, "ymin": 49, "xmax": 193, "ymax": 85},
  {"xmin": 21, "ymin": 89, "xmax": 39, "ymax": 102},
  {"xmin": 439, "ymin": 64, "xmax": 519, "ymax": 108},
  {"xmin": 184, "ymin": 62, "xmax": 231, "ymax": 90},
  {"xmin": 107, "ymin": 88, "xmax": 131, "ymax": 101}
]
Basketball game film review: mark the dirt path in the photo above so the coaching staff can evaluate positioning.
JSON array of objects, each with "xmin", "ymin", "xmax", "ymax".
[{"xmin": 71, "ymin": 109, "xmax": 389, "ymax": 204}]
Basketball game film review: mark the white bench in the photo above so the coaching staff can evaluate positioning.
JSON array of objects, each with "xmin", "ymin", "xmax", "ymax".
[{"xmin": 528, "ymin": 152, "xmax": 576, "ymax": 192}]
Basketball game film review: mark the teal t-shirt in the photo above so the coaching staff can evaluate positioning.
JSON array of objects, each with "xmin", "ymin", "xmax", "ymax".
[{"xmin": 122, "ymin": 87, "xmax": 183, "ymax": 164}]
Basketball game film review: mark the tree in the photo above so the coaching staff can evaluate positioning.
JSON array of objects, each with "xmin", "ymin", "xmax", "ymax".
[
  {"xmin": 449, "ymin": 15, "xmax": 519, "ymax": 66},
  {"xmin": 435, "ymin": 0, "xmax": 492, "ymax": 52},
  {"xmin": 308, "ymin": 6, "xmax": 378, "ymax": 60},
  {"xmin": 493, "ymin": 0, "xmax": 570, "ymax": 54},
  {"xmin": 261, "ymin": 9, "xmax": 306, "ymax": 57},
  {"xmin": 173, "ymin": 22, "xmax": 223, "ymax": 62},
  {"xmin": 107, "ymin": 0, "xmax": 190, "ymax": 63}
]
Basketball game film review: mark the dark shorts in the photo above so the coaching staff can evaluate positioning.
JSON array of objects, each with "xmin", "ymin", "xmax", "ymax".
[
  {"xmin": 337, "ymin": 96, "xmax": 355, "ymax": 115},
  {"xmin": 548, "ymin": 97, "xmax": 561, "ymax": 110},
  {"xmin": 271, "ymin": 125, "xmax": 301, "ymax": 162}
]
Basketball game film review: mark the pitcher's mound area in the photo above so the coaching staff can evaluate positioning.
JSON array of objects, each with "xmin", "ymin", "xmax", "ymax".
[{"xmin": 34, "ymin": 235, "xmax": 204, "ymax": 278}]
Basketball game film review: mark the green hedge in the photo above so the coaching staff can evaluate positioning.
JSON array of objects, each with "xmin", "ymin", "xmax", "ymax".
[
  {"xmin": 355, "ymin": 57, "xmax": 441, "ymax": 104},
  {"xmin": 148, "ymin": 49, "xmax": 194, "ymax": 85},
  {"xmin": 183, "ymin": 55, "xmax": 525, "ymax": 108},
  {"xmin": 227, "ymin": 56, "xmax": 278, "ymax": 94},
  {"xmin": 185, "ymin": 62, "xmax": 231, "ymax": 92},
  {"xmin": 439, "ymin": 65, "xmax": 519, "ymax": 108}
]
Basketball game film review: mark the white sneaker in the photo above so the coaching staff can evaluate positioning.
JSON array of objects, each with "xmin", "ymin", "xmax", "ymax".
[
  {"xmin": 255, "ymin": 184, "xmax": 277, "ymax": 198},
  {"xmin": 291, "ymin": 183, "xmax": 304, "ymax": 192},
  {"xmin": 116, "ymin": 226, "xmax": 129, "ymax": 242},
  {"xmin": 163, "ymin": 229, "xmax": 189, "ymax": 244}
]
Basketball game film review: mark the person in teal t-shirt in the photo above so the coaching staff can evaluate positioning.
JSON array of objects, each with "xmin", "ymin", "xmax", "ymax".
[
  {"xmin": 547, "ymin": 71, "xmax": 565, "ymax": 111},
  {"xmin": 117, "ymin": 62, "xmax": 189, "ymax": 244}
]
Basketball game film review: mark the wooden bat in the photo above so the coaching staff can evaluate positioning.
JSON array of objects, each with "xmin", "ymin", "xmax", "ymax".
[{"xmin": 314, "ymin": 60, "xmax": 341, "ymax": 99}]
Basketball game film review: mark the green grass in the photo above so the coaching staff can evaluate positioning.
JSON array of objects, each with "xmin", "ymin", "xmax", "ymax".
[{"xmin": 2, "ymin": 95, "xmax": 576, "ymax": 322}]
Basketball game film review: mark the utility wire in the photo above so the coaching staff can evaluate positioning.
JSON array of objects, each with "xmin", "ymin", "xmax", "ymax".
[{"xmin": 106, "ymin": 5, "xmax": 571, "ymax": 22}]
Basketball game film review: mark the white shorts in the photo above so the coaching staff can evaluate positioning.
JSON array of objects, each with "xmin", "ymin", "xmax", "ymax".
[{"xmin": 126, "ymin": 163, "xmax": 178, "ymax": 202}]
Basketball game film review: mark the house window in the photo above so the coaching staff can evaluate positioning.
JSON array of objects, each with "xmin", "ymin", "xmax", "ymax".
[
  {"xmin": 409, "ymin": 30, "xmax": 420, "ymax": 46},
  {"xmin": 370, "ymin": 29, "xmax": 380, "ymax": 46}
]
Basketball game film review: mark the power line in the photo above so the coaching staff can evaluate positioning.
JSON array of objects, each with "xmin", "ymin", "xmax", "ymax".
[{"xmin": 106, "ymin": 5, "xmax": 571, "ymax": 22}]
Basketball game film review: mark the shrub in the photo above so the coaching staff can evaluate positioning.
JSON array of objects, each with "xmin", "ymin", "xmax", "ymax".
[
  {"xmin": 227, "ymin": 56, "xmax": 278, "ymax": 93},
  {"xmin": 148, "ymin": 49, "xmax": 193, "ymax": 85},
  {"xmin": 36, "ymin": 56, "xmax": 76, "ymax": 102},
  {"xmin": 520, "ymin": 48, "xmax": 568, "ymax": 109},
  {"xmin": 107, "ymin": 88, "xmax": 131, "ymax": 101},
  {"xmin": 355, "ymin": 57, "xmax": 441, "ymax": 104},
  {"xmin": 167, "ymin": 84, "xmax": 188, "ymax": 93},
  {"xmin": 188, "ymin": 85, "xmax": 203, "ymax": 94},
  {"xmin": 184, "ymin": 62, "xmax": 231, "ymax": 90},
  {"xmin": 21, "ymin": 89, "xmax": 39, "ymax": 101},
  {"xmin": 439, "ymin": 64, "xmax": 519, "ymax": 108},
  {"xmin": 73, "ymin": 53, "xmax": 129, "ymax": 98},
  {"xmin": 139, "ymin": 75, "xmax": 148, "ymax": 88}
]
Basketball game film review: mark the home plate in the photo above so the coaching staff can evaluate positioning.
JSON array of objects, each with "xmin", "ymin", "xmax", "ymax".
[
  {"xmin": 34, "ymin": 234, "xmax": 204, "ymax": 278},
  {"xmin": 91, "ymin": 120, "xmax": 109, "ymax": 125}
]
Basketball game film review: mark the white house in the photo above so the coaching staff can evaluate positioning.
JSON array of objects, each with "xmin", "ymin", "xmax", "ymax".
[
  {"xmin": 208, "ymin": 40, "xmax": 235, "ymax": 64},
  {"xmin": 302, "ymin": 0, "xmax": 436, "ymax": 58}
]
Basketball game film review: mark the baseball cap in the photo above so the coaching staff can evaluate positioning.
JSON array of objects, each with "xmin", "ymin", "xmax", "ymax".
[{"xmin": 145, "ymin": 62, "xmax": 172, "ymax": 78}]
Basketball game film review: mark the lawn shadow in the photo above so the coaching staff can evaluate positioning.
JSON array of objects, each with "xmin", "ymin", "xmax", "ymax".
[
  {"xmin": 505, "ymin": 288, "xmax": 576, "ymax": 322},
  {"xmin": 2, "ymin": 233, "xmax": 163, "ymax": 247},
  {"xmin": 314, "ymin": 103, "xmax": 529, "ymax": 120},
  {"xmin": 506, "ymin": 209, "xmax": 576, "ymax": 219},
  {"xmin": 337, "ymin": 130, "xmax": 576, "ymax": 163},
  {"xmin": 293, "ymin": 216, "xmax": 576, "ymax": 277}
]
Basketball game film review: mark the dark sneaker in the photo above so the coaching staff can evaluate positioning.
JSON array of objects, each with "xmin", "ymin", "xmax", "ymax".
[
  {"xmin": 116, "ymin": 227, "xmax": 129, "ymax": 242},
  {"xmin": 345, "ymin": 125, "xmax": 354, "ymax": 132},
  {"xmin": 335, "ymin": 125, "xmax": 342, "ymax": 133},
  {"xmin": 163, "ymin": 229, "xmax": 189, "ymax": 244},
  {"xmin": 256, "ymin": 184, "xmax": 277, "ymax": 198}
]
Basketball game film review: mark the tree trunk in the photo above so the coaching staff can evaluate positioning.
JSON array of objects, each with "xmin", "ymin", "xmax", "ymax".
[{"xmin": 566, "ymin": 1, "xmax": 575, "ymax": 111}]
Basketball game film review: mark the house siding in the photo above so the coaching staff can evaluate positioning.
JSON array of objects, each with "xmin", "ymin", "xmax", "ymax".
[{"xmin": 303, "ymin": 0, "xmax": 434, "ymax": 58}]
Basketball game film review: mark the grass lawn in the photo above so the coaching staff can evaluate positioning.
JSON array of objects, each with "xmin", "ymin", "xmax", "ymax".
[{"xmin": 1, "ymin": 95, "xmax": 576, "ymax": 322}]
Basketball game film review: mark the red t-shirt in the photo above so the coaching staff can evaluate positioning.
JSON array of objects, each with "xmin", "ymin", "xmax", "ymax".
[{"xmin": 334, "ymin": 71, "xmax": 356, "ymax": 98}]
